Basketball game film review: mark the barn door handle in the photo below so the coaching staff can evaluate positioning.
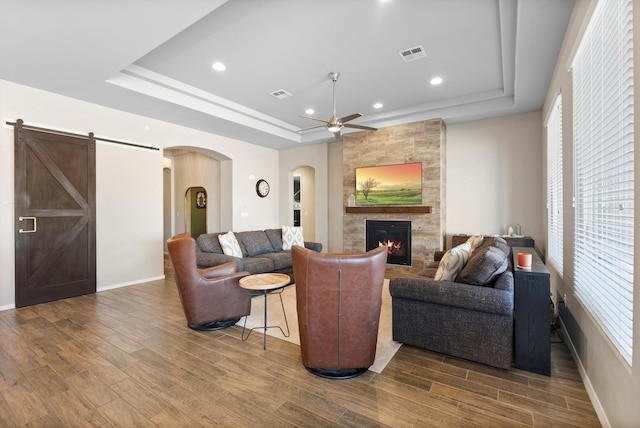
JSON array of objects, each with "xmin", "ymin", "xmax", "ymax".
[{"xmin": 18, "ymin": 216, "xmax": 37, "ymax": 233}]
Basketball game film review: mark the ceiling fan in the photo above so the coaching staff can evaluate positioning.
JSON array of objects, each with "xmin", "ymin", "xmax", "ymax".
[{"xmin": 299, "ymin": 72, "xmax": 378, "ymax": 138}]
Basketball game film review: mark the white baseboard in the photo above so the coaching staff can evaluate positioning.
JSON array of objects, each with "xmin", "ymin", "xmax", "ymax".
[
  {"xmin": 0, "ymin": 276, "xmax": 166, "ymax": 312},
  {"xmin": 559, "ymin": 318, "xmax": 611, "ymax": 428},
  {"xmin": 97, "ymin": 275, "xmax": 166, "ymax": 292}
]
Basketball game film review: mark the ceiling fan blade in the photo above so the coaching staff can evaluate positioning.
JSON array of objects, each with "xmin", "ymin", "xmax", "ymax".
[
  {"xmin": 339, "ymin": 113, "xmax": 362, "ymax": 123},
  {"xmin": 332, "ymin": 130, "xmax": 342, "ymax": 138},
  {"xmin": 300, "ymin": 115, "xmax": 329, "ymax": 124},
  {"xmin": 298, "ymin": 124, "xmax": 328, "ymax": 133},
  {"xmin": 344, "ymin": 123, "xmax": 378, "ymax": 131}
]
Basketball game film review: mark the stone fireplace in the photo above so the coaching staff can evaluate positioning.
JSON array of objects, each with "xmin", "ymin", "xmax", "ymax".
[
  {"xmin": 366, "ymin": 220, "xmax": 412, "ymax": 265},
  {"xmin": 342, "ymin": 119, "xmax": 446, "ymax": 276}
]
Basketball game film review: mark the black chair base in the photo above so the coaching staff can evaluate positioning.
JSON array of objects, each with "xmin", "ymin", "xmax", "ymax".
[
  {"xmin": 188, "ymin": 318, "xmax": 241, "ymax": 331},
  {"xmin": 306, "ymin": 367, "xmax": 368, "ymax": 379}
]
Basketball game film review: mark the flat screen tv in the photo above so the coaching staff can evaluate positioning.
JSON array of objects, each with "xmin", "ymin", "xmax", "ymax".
[{"xmin": 355, "ymin": 162, "xmax": 422, "ymax": 205}]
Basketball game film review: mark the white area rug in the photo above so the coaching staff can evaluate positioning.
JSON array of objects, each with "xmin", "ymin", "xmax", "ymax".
[{"xmin": 236, "ymin": 279, "xmax": 401, "ymax": 373}]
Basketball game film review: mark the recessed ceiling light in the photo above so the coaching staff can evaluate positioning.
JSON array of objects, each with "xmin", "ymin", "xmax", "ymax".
[
  {"xmin": 430, "ymin": 76, "xmax": 443, "ymax": 85},
  {"xmin": 373, "ymin": 102, "xmax": 383, "ymax": 109},
  {"xmin": 212, "ymin": 62, "xmax": 226, "ymax": 71},
  {"xmin": 305, "ymin": 108, "xmax": 315, "ymax": 115}
]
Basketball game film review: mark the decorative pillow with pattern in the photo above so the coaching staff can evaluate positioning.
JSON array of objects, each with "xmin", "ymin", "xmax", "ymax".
[
  {"xmin": 466, "ymin": 235, "xmax": 484, "ymax": 252},
  {"xmin": 434, "ymin": 241, "xmax": 472, "ymax": 281},
  {"xmin": 282, "ymin": 226, "xmax": 304, "ymax": 250},
  {"xmin": 218, "ymin": 231, "xmax": 243, "ymax": 258}
]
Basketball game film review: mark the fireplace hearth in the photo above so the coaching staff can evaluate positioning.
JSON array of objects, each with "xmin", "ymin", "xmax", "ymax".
[{"xmin": 366, "ymin": 220, "xmax": 411, "ymax": 265}]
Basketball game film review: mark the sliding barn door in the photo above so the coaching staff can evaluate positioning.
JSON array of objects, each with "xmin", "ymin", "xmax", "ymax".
[{"xmin": 14, "ymin": 120, "xmax": 96, "ymax": 307}]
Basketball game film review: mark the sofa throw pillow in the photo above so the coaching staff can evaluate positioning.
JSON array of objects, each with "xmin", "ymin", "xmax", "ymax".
[
  {"xmin": 282, "ymin": 226, "xmax": 304, "ymax": 250},
  {"xmin": 434, "ymin": 242, "xmax": 471, "ymax": 281},
  {"xmin": 218, "ymin": 231, "xmax": 243, "ymax": 258},
  {"xmin": 466, "ymin": 235, "xmax": 484, "ymax": 252},
  {"xmin": 236, "ymin": 231, "xmax": 274, "ymax": 257},
  {"xmin": 196, "ymin": 233, "xmax": 223, "ymax": 254},
  {"xmin": 265, "ymin": 228, "xmax": 284, "ymax": 251},
  {"xmin": 456, "ymin": 237, "xmax": 510, "ymax": 286}
]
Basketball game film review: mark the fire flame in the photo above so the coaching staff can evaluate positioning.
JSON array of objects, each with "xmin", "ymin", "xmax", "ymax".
[{"xmin": 379, "ymin": 240, "xmax": 402, "ymax": 255}]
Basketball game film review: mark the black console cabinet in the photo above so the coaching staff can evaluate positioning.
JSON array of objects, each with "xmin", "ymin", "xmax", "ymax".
[
  {"xmin": 451, "ymin": 234, "xmax": 534, "ymax": 249},
  {"xmin": 512, "ymin": 247, "xmax": 550, "ymax": 376}
]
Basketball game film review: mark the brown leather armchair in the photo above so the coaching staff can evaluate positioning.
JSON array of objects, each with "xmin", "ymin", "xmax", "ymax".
[
  {"xmin": 291, "ymin": 245, "xmax": 388, "ymax": 379},
  {"xmin": 167, "ymin": 233, "xmax": 251, "ymax": 331}
]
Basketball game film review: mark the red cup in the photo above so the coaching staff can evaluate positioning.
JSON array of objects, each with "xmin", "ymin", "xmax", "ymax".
[{"xmin": 518, "ymin": 252, "xmax": 532, "ymax": 268}]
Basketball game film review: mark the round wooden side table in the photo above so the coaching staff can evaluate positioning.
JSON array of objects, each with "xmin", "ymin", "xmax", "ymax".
[{"xmin": 239, "ymin": 273, "xmax": 291, "ymax": 349}]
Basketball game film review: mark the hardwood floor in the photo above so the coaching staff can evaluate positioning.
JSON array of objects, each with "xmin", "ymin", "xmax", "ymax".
[{"xmin": 0, "ymin": 268, "xmax": 601, "ymax": 427}]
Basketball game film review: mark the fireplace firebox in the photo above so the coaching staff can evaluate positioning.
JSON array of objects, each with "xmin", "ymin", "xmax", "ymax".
[{"xmin": 365, "ymin": 220, "xmax": 411, "ymax": 265}]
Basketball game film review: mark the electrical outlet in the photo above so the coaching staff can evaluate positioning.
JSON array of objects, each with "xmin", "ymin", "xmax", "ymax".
[{"xmin": 564, "ymin": 293, "xmax": 568, "ymax": 308}]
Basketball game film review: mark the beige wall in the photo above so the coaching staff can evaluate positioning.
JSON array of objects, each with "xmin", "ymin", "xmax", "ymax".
[
  {"xmin": 96, "ymin": 142, "xmax": 163, "ymax": 290},
  {"xmin": 540, "ymin": 0, "xmax": 640, "ymax": 426},
  {"xmin": 446, "ymin": 111, "xmax": 544, "ymax": 252}
]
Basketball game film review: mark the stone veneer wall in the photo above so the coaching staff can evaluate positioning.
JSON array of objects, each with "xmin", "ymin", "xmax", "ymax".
[{"xmin": 343, "ymin": 119, "xmax": 446, "ymax": 276}]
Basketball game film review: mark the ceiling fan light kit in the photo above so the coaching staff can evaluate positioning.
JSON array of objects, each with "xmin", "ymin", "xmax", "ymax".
[{"xmin": 299, "ymin": 71, "xmax": 378, "ymax": 138}]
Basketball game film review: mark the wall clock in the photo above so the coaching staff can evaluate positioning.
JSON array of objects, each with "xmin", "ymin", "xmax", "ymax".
[{"xmin": 256, "ymin": 179, "xmax": 270, "ymax": 198}]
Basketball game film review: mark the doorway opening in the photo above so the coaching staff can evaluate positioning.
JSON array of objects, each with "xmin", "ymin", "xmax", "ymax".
[
  {"xmin": 293, "ymin": 175, "xmax": 301, "ymax": 226},
  {"xmin": 185, "ymin": 186, "xmax": 207, "ymax": 238},
  {"xmin": 292, "ymin": 165, "xmax": 315, "ymax": 240}
]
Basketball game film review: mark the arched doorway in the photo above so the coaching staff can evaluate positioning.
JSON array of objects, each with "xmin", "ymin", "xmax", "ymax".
[{"xmin": 163, "ymin": 147, "xmax": 233, "ymax": 249}]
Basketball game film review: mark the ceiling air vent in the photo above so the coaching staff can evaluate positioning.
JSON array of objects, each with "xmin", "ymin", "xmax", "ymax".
[
  {"xmin": 270, "ymin": 89, "xmax": 293, "ymax": 99},
  {"xmin": 399, "ymin": 45, "xmax": 426, "ymax": 62}
]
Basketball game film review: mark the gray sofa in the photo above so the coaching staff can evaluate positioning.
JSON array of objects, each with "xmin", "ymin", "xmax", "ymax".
[
  {"xmin": 195, "ymin": 229, "xmax": 322, "ymax": 282},
  {"xmin": 389, "ymin": 237, "xmax": 514, "ymax": 369}
]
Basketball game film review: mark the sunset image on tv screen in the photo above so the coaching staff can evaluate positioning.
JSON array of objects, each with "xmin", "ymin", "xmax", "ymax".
[{"xmin": 355, "ymin": 162, "xmax": 422, "ymax": 205}]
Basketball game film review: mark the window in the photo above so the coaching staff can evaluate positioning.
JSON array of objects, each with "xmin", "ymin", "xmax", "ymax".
[
  {"xmin": 547, "ymin": 94, "xmax": 563, "ymax": 274},
  {"xmin": 572, "ymin": 0, "xmax": 634, "ymax": 365}
]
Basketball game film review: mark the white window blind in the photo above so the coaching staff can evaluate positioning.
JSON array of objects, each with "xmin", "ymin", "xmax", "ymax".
[
  {"xmin": 573, "ymin": 0, "xmax": 634, "ymax": 365},
  {"xmin": 547, "ymin": 94, "xmax": 563, "ymax": 274}
]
